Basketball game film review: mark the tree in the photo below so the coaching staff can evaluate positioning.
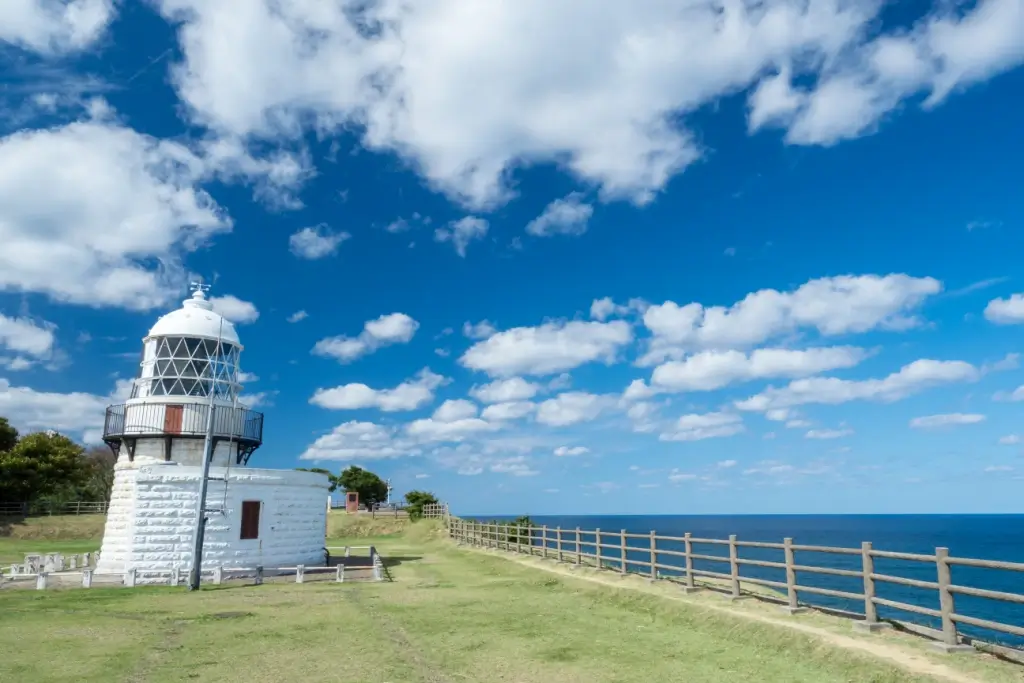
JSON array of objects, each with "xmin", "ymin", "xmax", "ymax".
[
  {"xmin": 0, "ymin": 417, "xmax": 17, "ymax": 453},
  {"xmin": 0, "ymin": 430, "xmax": 88, "ymax": 502},
  {"xmin": 77, "ymin": 446, "xmax": 116, "ymax": 502},
  {"xmin": 404, "ymin": 489, "xmax": 439, "ymax": 520},
  {"xmin": 337, "ymin": 466, "xmax": 388, "ymax": 509},
  {"xmin": 295, "ymin": 467, "xmax": 338, "ymax": 492}
]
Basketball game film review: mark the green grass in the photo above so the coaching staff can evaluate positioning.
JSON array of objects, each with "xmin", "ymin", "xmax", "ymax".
[
  {"xmin": 5, "ymin": 523, "xmax": 1021, "ymax": 683},
  {"xmin": 0, "ymin": 538, "xmax": 101, "ymax": 564}
]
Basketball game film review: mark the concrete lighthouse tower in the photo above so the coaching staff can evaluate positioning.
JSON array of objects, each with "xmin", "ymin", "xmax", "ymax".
[{"xmin": 96, "ymin": 283, "xmax": 329, "ymax": 582}]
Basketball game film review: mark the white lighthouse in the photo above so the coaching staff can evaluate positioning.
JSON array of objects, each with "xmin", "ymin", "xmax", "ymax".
[{"xmin": 96, "ymin": 284, "xmax": 329, "ymax": 582}]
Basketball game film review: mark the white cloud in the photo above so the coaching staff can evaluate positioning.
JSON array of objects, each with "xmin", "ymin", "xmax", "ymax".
[
  {"xmin": 287, "ymin": 310, "xmax": 308, "ymax": 323},
  {"xmin": 432, "ymin": 399, "xmax": 478, "ymax": 422},
  {"xmin": 405, "ymin": 416, "xmax": 499, "ymax": 443},
  {"xmin": 462, "ymin": 320, "xmax": 497, "ymax": 340},
  {"xmin": 414, "ymin": 473, "xmax": 430, "ymax": 479},
  {"xmin": 909, "ymin": 413, "xmax": 986, "ymax": 429},
  {"xmin": 0, "ymin": 121, "xmax": 230, "ymax": 310},
  {"xmin": 313, "ymin": 312, "xmax": 419, "ymax": 363},
  {"xmin": 209, "ymin": 295, "xmax": 260, "ymax": 324},
  {"xmin": 660, "ymin": 411, "xmax": 744, "ymax": 442},
  {"xmin": 489, "ymin": 455, "xmax": 539, "ymax": 477},
  {"xmin": 984, "ymin": 465, "xmax": 1014, "ymax": 473},
  {"xmin": 646, "ymin": 346, "xmax": 867, "ymax": 394},
  {"xmin": 984, "ymin": 293, "xmax": 1024, "ymax": 324},
  {"xmin": 626, "ymin": 401, "xmax": 661, "ymax": 434},
  {"xmin": 0, "ymin": 376, "xmax": 126, "ymax": 439},
  {"xmin": 640, "ymin": 274, "xmax": 939, "ymax": 365},
  {"xmin": 288, "ymin": 224, "xmax": 350, "ymax": 259},
  {"xmin": 535, "ymin": 392, "xmax": 612, "ymax": 427},
  {"xmin": 737, "ymin": 359, "xmax": 980, "ymax": 412},
  {"xmin": 434, "ymin": 216, "xmax": 488, "ymax": 257},
  {"xmin": 481, "ymin": 401, "xmax": 536, "ymax": 421},
  {"xmin": 0, "ymin": 314, "xmax": 56, "ymax": 368},
  {"xmin": 718, "ymin": 459, "xmax": 738, "ymax": 468},
  {"xmin": 554, "ymin": 446, "xmax": 589, "ymax": 457},
  {"xmin": 237, "ymin": 371, "xmax": 259, "ymax": 383},
  {"xmin": 805, "ymin": 428, "xmax": 853, "ymax": 439},
  {"xmin": 999, "ymin": 434, "xmax": 1020, "ymax": 445},
  {"xmin": 152, "ymin": 0, "xmax": 1024, "ymax": 211},
  {"xmin": 310, "ymin": 368, "xmax": 445, "ymax": 412},
  {"xmin": 461, "ymin": 319, "xmax": 632, "ymax": 377},
  {"xmin": 590, "ymin": 297, "xmax": 647, "ymax": 322},
  {"xmin": 469, "ymin": 377, "xmax": 540, "ymax": 403},
  {"xmin": 668, "ymin": 470, "xmax": 698, "ymax": 483},
  {"xmin": 993, "ymin": 385, "xmax": 1024, "ymax": 402},
  {"xmin": 525, "ymin": 193, "xmax": 593, "ymax": 237},
  {"xmin": 300, "ymin": 421, "xmax": 419, "ymax": 461},
  {"xmin": 0, "ymin": 0, "xmax": 114, "ymax": 54}
]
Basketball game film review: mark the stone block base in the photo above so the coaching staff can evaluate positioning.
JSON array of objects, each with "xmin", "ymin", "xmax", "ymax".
[
  {"xmin": 930, "ymin": 642, "xmax": 975, "ymax": 654},
  {"xmin": 853, "ymin": 621, "xmax": 893, "ymax": 633}
]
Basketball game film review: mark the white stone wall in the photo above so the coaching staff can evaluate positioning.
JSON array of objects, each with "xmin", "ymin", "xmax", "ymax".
[
  {"xmin": 96, "ymin": 464, "xmax": 329, "ymax": 581},
  {"xmin": 131, "ymin": 437, "xmax": 237, "ymax": 467}
]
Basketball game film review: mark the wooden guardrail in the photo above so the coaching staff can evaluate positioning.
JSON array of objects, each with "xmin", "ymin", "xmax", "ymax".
[{"xmin": 434, "ymin": 515, "xmax": 1024, "ymax": 655}]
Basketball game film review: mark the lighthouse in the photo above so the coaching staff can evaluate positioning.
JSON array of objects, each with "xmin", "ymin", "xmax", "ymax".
[{"xmin": 96, "ymin": 283, "xmax": 330, "ymax": 582}]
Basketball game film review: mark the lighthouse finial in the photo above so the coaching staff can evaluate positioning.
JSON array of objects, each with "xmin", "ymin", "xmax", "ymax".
[{"xmin": 190, "ymin": 279, "xmax": 211, "ymax": 300}]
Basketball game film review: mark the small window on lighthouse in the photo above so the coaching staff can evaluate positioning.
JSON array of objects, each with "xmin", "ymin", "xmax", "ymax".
[{"xmin": 240, "ymin": 500, "xmax": 261, "ymax": 539}]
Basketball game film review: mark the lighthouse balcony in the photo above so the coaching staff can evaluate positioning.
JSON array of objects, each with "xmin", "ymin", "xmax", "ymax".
[{"xmin": 102, "ymin": 402, "xmax": 264, "ymax": 465}]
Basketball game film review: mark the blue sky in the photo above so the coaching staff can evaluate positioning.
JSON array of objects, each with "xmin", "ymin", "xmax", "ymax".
[{"xmin": 1, "ymin": 0, "xmax": 1023, "ymax": 515}]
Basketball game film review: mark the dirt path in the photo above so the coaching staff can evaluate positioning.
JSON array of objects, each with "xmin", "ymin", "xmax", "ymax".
[{"xmin": 474, "ymin": 547, "xmax": 985, "ymax": 683}]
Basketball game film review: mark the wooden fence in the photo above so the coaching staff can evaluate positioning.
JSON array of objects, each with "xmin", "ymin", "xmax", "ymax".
[
  {"xmin": 432, "ymin": 514, "xmax": 1024, "ymax": 655},
  {"xmin": 0, "ymin": 501, "xmax": 109, "ymax": 517}
]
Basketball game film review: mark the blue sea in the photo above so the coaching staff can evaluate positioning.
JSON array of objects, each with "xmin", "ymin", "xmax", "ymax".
[{"xmin": 465, "ymin": 514, "xmax": 1024, "ymax": 648}]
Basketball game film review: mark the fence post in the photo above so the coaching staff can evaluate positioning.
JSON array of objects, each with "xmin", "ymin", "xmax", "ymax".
[
  {"xmin": 36, "ymin": 572, "xmax": 48, "ymax": 590},
  {"xmin": 575, "ymin": 527, "xmax": 582, "ymax": 566},
  {"xmin": 556, "ymin": 527, "xmax": 563, "ymax": 562},
  {"xmin": 82, "ymin": 568, "xmax": 93, "ymax": 588},
  {"xmin": 727, "ymin": 535, "xmax": 742, "ymax": 600},
  {"xmin": 782, "ymin": 537, "xmax": 805, "ymax": 614},
  {"xmin": 170, "ymin": 567, "xmax": 180, "ymax": 586},
  {"xmin": 852, "ymin": 542, "xmax": 887, "ymax": 631},
  {"xmin": 336, "ymin": 565, "xmax": 345, "ymax": 583},
  {"xmin": 296, "ymin": 565, "xmax": 305, "ymax": 584},
  {"xmin": 542, "ymin": 526, "xmax": 548, "ymax": 559},
  {"xmin": 213, "ymin": 566, "xmax": 223, "ymax": 585},
  {"xmin": 932, "ymin": 548, "xmax": 972, "ymax": 653},
  {"xmin": 254, "ymin": 566, "xmax": 264, "ymax": 586},
  {"xmin": 124, "ymin": 568, "xmax": 136, "ymax": 588},
  {"xmin": 649, "ymin": 531, "xmax": 657, "ymax": 582},
  {"xmin": 619, "ymin": 529, "xmax": 627, "ymax": 575},
  {"xmin": 595, "ymin": 529, "xmax": 602, "ymax": 569}
]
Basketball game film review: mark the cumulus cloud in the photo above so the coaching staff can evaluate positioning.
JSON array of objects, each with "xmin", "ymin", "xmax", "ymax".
[
  {"xmin": 805, "ymin": 427, "xmax": 853, "ymax": 439},
  {"xmin": 462, "ymin": 320, "xmax": 497, "ymax": 340},
  {"xmin": 300, "ymin": 421, "xmax": 419, "ymax": 461},
  {"xmin": 0, "ymin": 376, "xmax": 129, "ymax": 441},
  {"xmin": 434, "ymin": 216, "xmax": 488, "ymax": 257},
  {"xmin": 643, "ymin": 346, "xmax": 867, "ymax": 395},
  {"xmin": 0, "ymin": 121, "xmax": 230, "ymax": 310},
  {"xmin": 736, "ymin": 358, "xmax": 980, "ymax": 412},
  {"xmin": 461, "ymin": 319, "xmax": 633, "ymax": 377},
  {"xmin": 640, "ymin": 274, "xmax": 940, "ymax": 365},
  {"xmin": 1, "ymin": 0, "xmax": 115, "ymax": 54},
  {"xmin": 289, "ymin": 224, "xmax": 350, "ymax": 259},
  {"xmin": 150, "ymin": 0, "xmax": 1024, "ymax": 210},
  {"xmin": 209, "ymin": 295, "xmax": 259, "ymax": 324},
  {"xmin": 309, "ymin": 368, "xmax": 445, "ymax": 412},
  {"xmin": 313, "ymin": 312, "xmax": 419, "ymax": 363},
  {"xmin": 659, "ymin": 412, "xmax": 744, "ymax": 442},
  {"xmin": 432, "ymin": 399, "xmax": 478, "ymax": 422},
  {"xmin": 554, "ymin": 445, "xmax": 589, "ymax": 457},
  {"xmin": 0, "ymin": 314, "xmax": 57, "ymax": 369},
  {"xmin": 469, "ymin": 377, "xmax": 540, "ymax": 403},
  {"xmin": 590, "ymin": 297, "xmax": 647, "ymax": 322},
  {"xmin": 525, "ymin": 193, "xmax": 593, "ymax": 237},
  {"xmin": 535, "ymin": 392, "xmax": 613, "ymax": 427},
  {"xmin": 287, "ymin": 310, "xmax": 308, "ymax": 323},
  {"xmin": 984, "ymin": 293, "xmax": 1024, "ymax": 324},
  {"xmin": 480, "ymin": 401, "xmax": 536, "ymax": 421},
  {"xmin": 909, "ymin": 413, "xmax": 986, "ymax": 429}
]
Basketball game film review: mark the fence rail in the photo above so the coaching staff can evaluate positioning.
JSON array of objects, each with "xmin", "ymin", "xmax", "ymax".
[
  {"xmin": 0, "ymin": 501, "xmax": 109, "ymax": 517},
  {"xmin": 423, "ymin": 509, "xmax": 1024, "ymax": 655}
]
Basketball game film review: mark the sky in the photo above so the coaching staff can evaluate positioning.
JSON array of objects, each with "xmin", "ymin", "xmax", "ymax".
[{"xmin": 1, "ymin": 1, "xmax": 1023, "ymax": 516}]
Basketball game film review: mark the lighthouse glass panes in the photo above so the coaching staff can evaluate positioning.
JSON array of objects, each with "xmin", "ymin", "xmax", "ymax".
[{"xmin": 131, "ymin": 336, "xmax": 240, "ymax": 401}]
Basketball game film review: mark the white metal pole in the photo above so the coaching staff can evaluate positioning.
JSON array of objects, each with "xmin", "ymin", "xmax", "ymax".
[{"xmin": 188, "ymin": 310, "xmax": 222, "ymax": 591}]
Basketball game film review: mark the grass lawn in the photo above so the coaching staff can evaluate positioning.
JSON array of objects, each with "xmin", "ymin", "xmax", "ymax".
[{"xmin": 4, "ymin": 522, "xmax": 1020, "ymax": 683}]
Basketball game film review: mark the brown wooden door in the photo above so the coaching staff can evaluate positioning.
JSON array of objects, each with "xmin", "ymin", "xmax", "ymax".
[{"xmin": 163, "ymin": 405, "xmax": 183, "ymax": 434}]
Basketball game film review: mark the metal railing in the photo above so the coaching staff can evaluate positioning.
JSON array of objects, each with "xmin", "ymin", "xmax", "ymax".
[
  {"xmin": 103, "ymin": 402, "xmax": 263, "ymax": 444},
  {"xmin": 434, "ymin": 511, "xmax": 1024, "ymax": 656},
  {"xmin": 0, "ymin": 501, "xmax": 109, "ymax": 517}
]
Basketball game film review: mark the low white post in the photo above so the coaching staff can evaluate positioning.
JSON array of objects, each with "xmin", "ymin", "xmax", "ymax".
[
  {"xmin": 82, "ymin": 569, "xmax": 93, "ymax": 588},
  {"xmin": 124, "ymin": 568, "xmax": 137, "ymax": 588},
  {"xmin": 212, "ymin": 566, "xmax": 223, "ymax": 585},
  {"xmin": 36, "ymin": 572, "xmax": 48, "ymax": 590},
  {"xmin": 254, "ymin": 566, "xmax": 264, "ymax": 585},
  {"xmin": 344, "ymin": 546, "xmax": 351, "ymax": 558},
  {"xmin": 296, "ymin": 565, "xmax": 305, "ymax": 584},
  {"xmin": 336, "ymin": 565, "xmax": 345, "ymax": 583},
  {"xmin": 170, "ymin": 567, "xmax": 180, "ymax": 586},
  {"xmin": 83, "ymin": 552, "xmax": 91, "ymax": 566},
  {"xmin": 69, "ymin": 555, "xmax": 78, "ymax": 570},
  {"xmin": 56, "ymin": 555, "xmax": 65, "ymax": 572}
]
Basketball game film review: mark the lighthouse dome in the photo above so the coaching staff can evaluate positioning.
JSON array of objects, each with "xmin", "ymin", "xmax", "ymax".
[{"xmin": 147, "ymin": 288, "xmax": 241, "ymax": 347}]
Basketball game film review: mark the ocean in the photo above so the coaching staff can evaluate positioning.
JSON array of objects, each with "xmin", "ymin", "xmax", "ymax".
[{"xmin": 465, "ymin": 513, "xmax": 1024, "ymax": 648}]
